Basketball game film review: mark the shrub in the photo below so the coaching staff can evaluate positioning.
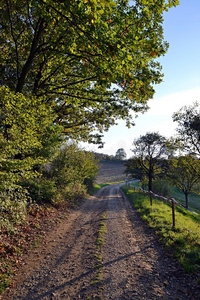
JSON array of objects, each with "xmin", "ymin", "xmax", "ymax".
[
  {"xmin": 62, "ymin": 182, "xmax": 87, "ymax": 202},
  {"xmin": 50, "ymin": 143, "xmax": 98, "ymax": 191},
  {"xmin": 0, "ymin": 186, "xmax": 29, "ymax": 231},
  {"xmin": 84, "ymin": 175, "xmax": 96, "ymax": 192},
  {"xmin": 20, "ymin": 178, "xmax": 57, "ymax": 204},
  {"xmin": 152, "ymin": 179, "xmax": 172, "ymax": 198}
]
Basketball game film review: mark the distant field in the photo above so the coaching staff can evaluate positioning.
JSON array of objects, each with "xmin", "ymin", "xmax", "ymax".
[{"xmin": 96, "ymin": 160, "xmax": 128, "ymax": 184}]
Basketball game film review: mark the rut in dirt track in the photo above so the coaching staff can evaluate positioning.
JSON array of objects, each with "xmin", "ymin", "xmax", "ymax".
[{"xmin": 3, "ymin": 184, "xmax": 200, "ymax": 300}]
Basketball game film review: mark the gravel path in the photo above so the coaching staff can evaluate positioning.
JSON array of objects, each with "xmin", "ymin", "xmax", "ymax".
[{"xmin": 2, "ymin": 184, "xmax": 200, "ymax": 299}]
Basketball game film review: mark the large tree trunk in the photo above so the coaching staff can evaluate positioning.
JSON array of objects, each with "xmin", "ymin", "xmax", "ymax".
[{"xmin": 16, "ymin": 18, "xmax": 44, "ymax": 93}]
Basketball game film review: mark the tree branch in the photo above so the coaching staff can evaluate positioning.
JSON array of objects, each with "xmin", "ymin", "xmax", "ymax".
[{"xmin": 16, "ymin": 17, "xmax": 45, "ymax": 93}]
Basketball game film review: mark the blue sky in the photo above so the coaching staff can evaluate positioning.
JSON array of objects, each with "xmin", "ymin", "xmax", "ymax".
[{"xmin": 82, "ymin": 0, "xmax": 200, "ymax": 158}]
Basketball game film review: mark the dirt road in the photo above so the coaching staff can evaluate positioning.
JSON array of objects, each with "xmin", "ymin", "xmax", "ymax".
[{"xmin": 3, "ymin": 184, "xmax": 200, "ymax": 299}]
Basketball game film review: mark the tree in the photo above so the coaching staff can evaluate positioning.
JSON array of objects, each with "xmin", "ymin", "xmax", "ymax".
[
  {"xmin": 50, "ymin": 143, "xmax": 98, "ymax": 190},
  {"xmin": 168, "ymin": 155, "xmax": 200, "ymax": 208},
  {"xmin": 172, "ymin": 102, "xmax": 200, "ymax": 156},
  {"xmin": 115, "ymin": 148, "xmax": 127, "ymax": 160},
  {"xmin": 130, "ymin": 132, "xmax": 171, "ymax": 191},
  {"xmin": 19, "ymin": 143, "xmax": 99, "ymax": 203},
  {"xmin": 124, "ymin": 157, "xmax": 147, "ymax": 188},
  {"xmin": 0, "ymin": 0, "xmax": 179, "ymax": 144},
  {"xmin": 0, "ymin": 86, "xmax": 63, "ymax": 190}
]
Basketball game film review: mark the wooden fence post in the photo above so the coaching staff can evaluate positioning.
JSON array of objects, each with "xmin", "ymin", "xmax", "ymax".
[{"xmin": 171, "ymin": 199, "xmax": 175, "ymax": 228}]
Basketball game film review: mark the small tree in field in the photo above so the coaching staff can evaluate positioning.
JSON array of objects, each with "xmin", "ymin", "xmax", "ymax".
[
  {"xmin": 168, "ymin": 155, "xmax": 200, "ymax": 208},
  {"xmin": 115, "ymin": 148, "xmax": 127, "ymax": 160},
  {"xmin": 130, "ymin": 132, "xmax": 172, "ymax": 191},
  {"xmin": 172, "ymin": 102, "xmax": 200, "ymax": 155}
]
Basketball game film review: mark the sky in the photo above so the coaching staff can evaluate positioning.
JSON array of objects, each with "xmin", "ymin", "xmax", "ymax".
[{"xmin": 81, "ymin": 0, "xmax": 200, "ymax": 158}]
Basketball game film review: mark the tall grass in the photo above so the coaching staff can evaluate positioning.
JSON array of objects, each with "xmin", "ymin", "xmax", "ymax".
[{"xmin": 122, "ymin": 185, "xmax": 200, "ymax": 273}]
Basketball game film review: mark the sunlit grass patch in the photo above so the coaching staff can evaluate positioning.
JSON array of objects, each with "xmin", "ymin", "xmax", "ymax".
[{"xmin": 121, "ymin": 185, "xmax": 200, "ymax": 273}]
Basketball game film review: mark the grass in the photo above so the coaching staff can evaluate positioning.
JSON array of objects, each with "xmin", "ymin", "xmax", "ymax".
[
  {"xmin": 91, "ymin": 182, "xmax": 125, "ymax": 195},
  {"xmin": 92, "ymin": 212, "xmax": 107, "ymax": 286},
  {"xmin": 121, "ymin": 185, "xmax": 200, "ymax": 273},
  {"xmin": 90, "ymin": 183, "xmax": 110, "ymax": 194},
  {"xmin": 171, "ymin": 186, "xmax": 200, "ymax": 214},
  {"xmin": 97, "ymin": 213, "xmax": 107, "ymax": 247},
  {"xmin": 128, "ymin": 180, "xmax": 200, "ymax": 215}
]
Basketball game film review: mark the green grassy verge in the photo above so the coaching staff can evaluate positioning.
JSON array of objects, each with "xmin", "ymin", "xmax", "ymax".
[
  {"xmin": 128, "ymin": 180, "xmax": 200, "ymax": 214},
  {"xmin": 90, "ymin": 183, "xmax": 110, "ymax": 194},
  {"xmin": 91, "ymin": 182, "xmax": 125, "ymax": 195},
  {"xmin": 121, "ymin": 185, "xmax": 200, "ymax": 273}
]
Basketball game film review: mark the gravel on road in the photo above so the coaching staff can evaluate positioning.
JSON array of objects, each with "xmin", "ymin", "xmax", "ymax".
[{"xmin": 2, "ymin": 184, "xmax": 200, "ymax": 300}]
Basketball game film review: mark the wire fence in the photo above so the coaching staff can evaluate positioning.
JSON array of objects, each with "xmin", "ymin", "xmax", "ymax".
[{"xmin": 125, "ymin": 181, "xmax": 199, "ymax": 228}]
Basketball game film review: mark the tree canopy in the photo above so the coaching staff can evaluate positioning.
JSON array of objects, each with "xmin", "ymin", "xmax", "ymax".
[
  {"xmin": 115, "ymin": 148, "xmax": 127, "ymax": 160},
  {"xmin": 130, "ymin": 132, "xmax": 171, "ymax": 191},
  {"xmin": 0, "ymin": 86, "xmax": 63, "ymax": 189},
  {"xmin": 124, "ymin": 156, "xmax": 147, "ymax": 187},
  {"xmin": 173, "ymin": 102, "xmax": 200, "ymax": 156},
  {"xmin": 1, "ymin": 0, "xmax": 179, "ymax": 144},
  {"xmin": 168, "ymin": 155, "xmax": 200, "ymax": 208}
]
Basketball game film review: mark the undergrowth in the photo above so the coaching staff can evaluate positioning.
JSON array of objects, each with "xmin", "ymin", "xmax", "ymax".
[
  {"xmin": 121, "ymin": 185, "xmax": 200, "ymax": 273},
  {"xmin": 0, "ymin": 203, "xmax": 69, "ymax": 294}
]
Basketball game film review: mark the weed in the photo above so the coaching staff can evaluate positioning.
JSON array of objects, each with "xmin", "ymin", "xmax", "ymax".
[
  {"xmin": 93, "ymin": 211, "xmax": 107, "ymax": 288},
  {"xmin": 94, "ymin": 254, "xmax": 102, "ymax": 263},
  {"xmin": 35, "ymin": 223, "xmax": 40, "ymax": 229},
  {"xmin": 96, "ymin": 237, "xmax": 104, "ymax": 246},
  {"xmin": 101, "ymin": 212, "xmax": 106, "ymax": 220},
  {"xmin": 31, "ymin": 235, "xmax": 43, "ymax": 249},
  {"xmin": 0, "ymin": 263, "xmax": 13, "ymax": 294}
]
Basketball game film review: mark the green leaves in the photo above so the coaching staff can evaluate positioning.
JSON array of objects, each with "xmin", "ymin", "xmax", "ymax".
[
  {"xmin": 168, "ymin": 155, "xmax": 200, "ymax": 208},
  {"xmin": 129, "ymin": 132, "xmax": 173, "ymax": 191},
  {"xmin": 172, "ymin": 102, "xmax": 200, "ymax": 156},
  {"xmin": 0, "ymin": 86, "xmax": 63, "ymax": 186},
  {"xmin": 0, "ymin": 0, "xmax": 179, "ymax": 143},
  {"xmin": 51, "ymin": 143, "xmax": 98, "ymax": 188}
]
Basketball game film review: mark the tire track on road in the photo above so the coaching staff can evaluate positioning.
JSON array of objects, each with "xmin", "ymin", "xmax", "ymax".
[{"xmin": 3, "ymin": 185, "xmax": 200, "ymax": 299}]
